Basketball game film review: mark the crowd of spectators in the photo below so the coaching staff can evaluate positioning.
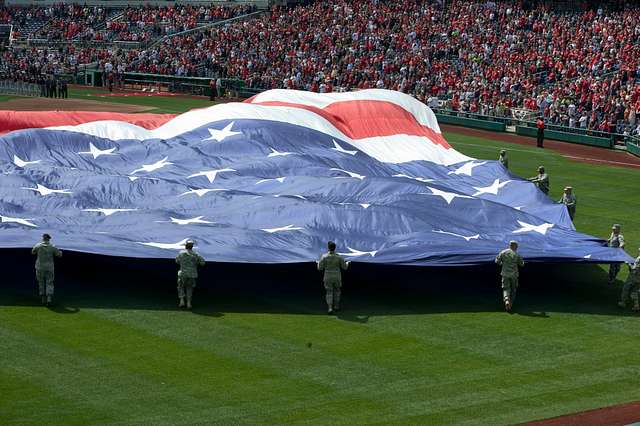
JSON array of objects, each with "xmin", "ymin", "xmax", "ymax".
[
  {"xmin": 0, "ymin": 1, "xmax": 639, "ymax": 135},
  {"xmin": 80, "ymin": 4, "xmax": 255, "ymax": 43},
  {"xmin": 30, "ymin": 4, "xmax": 109, "ymax": 41}
]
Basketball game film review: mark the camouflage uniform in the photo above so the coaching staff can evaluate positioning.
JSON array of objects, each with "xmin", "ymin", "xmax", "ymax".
[
  {"xmin": 31, "ymin": 240, "xmax": 62, "ymax": 304},
  {"xmin": 317, "ymin": 251, "xmax": 349, "ymax": 313},
  {"xmin": 495, "ymin": 247, "xmax": 524, "ymax": 310},
  {"xmin": 559, "ymin": 190, "xmax": 577, "ymax": 220},
  {"xmin": 176, "ymin": 248, "xmax": 205, "ymax": 308},
  {"xmin": 619, "ymin": 254, "xmax": 640, "ymax": 311},
  {"xmin": 529, "ymin": 172, "xmax": 549, "ymax": 195},
  {"xmin": 607, "ymin": 228, "xmax": 625, "ymax": 284},
  {"xmin": 499, "ymin": 151, "xmax": 508, "ymax": 169}
]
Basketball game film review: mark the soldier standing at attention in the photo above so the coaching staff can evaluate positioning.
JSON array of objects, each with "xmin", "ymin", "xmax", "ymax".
[
  {"xmin": 528, "ymin": 166, "xmax": 549, "ymax": 195},
  {"xmin": 317, "ymin": 241, "xmax": 350, "ymax": 315},
  {"xmin": 175, "ymin": 239, "xmax": 205, "ymax": 309},
  {"xmin": 559, "ymin": 186, "xmax": 577, "ymax": 220},
  {"xmin": 31, "ymin": 233, "xmax": 62, "ymax": 306},
  {"xmin": 495, "ymin": 240, "xmax": 524, "ymax": 312},
  {"xmin": 607, "ymin": 224, "xmax": 625, "ymax": 284},
  {"xmin": 498, "ymin": 149, "xmax": 508, "ymax": 169},
  {"xmin": 618, "ymin": 248, "xmax": 640, "ymax": 312}
]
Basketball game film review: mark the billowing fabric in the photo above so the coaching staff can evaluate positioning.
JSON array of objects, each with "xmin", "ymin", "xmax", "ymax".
[
  {"xmin": 0, "ymin": 110, "xmax": 175, "ymax": 135},
  {"xmin": 0, "ymin": 89, "xmax": 632, "ymax": 266}
]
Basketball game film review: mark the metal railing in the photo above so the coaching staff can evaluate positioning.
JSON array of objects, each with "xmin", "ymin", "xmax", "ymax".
[{"xmin": 0, "ymin": 79, "xmax": 40, "ymax": 96}]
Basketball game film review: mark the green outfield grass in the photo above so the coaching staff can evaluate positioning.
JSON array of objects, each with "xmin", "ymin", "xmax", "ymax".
[
  {"xmin": 1, "ymin": 94, "xmax": 639, "ymax": 425},
  {"xmin": 70, "ymin": 87, "xmax": 216, "ymax": 114}
]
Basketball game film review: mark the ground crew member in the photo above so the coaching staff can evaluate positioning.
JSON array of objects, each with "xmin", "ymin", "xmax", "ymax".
[
  {"xmin": 607, "ymin": 224, "xmax": 625, "ymax": 284},
  {"xmin": 495, "ymin": 240, "xmax": 524, "ymax": 312},
  {"xmin": 31, "ymin": 233, "xmax": 62, "ymax": 306},
  {"xmin": 559, "ymin": 186, "xmax": 577, "ymax": 220},
  {"xmin": 536, "ymin": 117, "xmax": 545, "ymax": 148},
  {"xmin": 317, "ymin": 241, "xmax": 350, "ymax": 314},
  {"xmin": 528, "ymin": 166, "xmax": 549, "ymax": 195},
  {"xmin": 175, "ymin": 239, "xmax": 205, "ymax": 309},
  {"xmin": 499, "ymin": 149, "xmax": 508, "ymax": 169},
  {"xmin": 618, "ymin": 248, "xmax": 640, "ymax": 312}
]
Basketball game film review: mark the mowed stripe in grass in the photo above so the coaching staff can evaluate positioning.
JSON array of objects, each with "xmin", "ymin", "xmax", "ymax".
[
  {"xmin": 1, "ymin": 104, "xmax": 640, "ymax": 424},
  {"xmin": 69, "ymin": 87, "xmax": 216, "ymax": 114}
]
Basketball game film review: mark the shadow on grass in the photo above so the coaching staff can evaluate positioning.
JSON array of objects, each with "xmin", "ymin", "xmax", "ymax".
[{"xmin": 0, "ymin": 249, "xmax": 635, "ymax": 318}]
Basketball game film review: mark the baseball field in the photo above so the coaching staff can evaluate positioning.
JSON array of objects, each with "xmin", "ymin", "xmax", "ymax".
[{"xmin": 1, "ymin": 88, "xmax": 639, "ymax": 425}]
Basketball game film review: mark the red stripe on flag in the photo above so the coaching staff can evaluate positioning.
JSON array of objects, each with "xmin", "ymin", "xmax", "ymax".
[
  {"xmin": 0, "ymin": 111, "xmax": 176, "ymax": 135},
  {"xmin": 247, "ymin": 100, "xmax": 451, "ymax": 148}
]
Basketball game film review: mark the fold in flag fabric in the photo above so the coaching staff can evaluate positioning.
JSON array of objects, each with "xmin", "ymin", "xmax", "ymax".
[{"xmin": 0, "ymin": 89, "xmax": 632, "ymax": 265}]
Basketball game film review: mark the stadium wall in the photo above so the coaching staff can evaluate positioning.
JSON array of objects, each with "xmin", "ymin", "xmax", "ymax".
[{"xmin": 4, "ymin": 0, "xmax": 269, "ymax": 8}]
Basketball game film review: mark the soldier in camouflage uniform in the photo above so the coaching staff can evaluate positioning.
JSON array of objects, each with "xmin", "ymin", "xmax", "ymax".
[
  {"xmin": 175, "ymin": 239, "xmax": 205, "ymax": 309},
  {"xmin": 607, "ymin": 224, "xmax": 625, "ymax": 284},
  {"xmin": 317, "ymin": 241, "xmax": 350, "ymax": 314},
  {"xmin": 499, "ymin": 149, "xmax": 509, "ymax": 169},
  {"xmin": 558, "ymin": 186, "xmax": 577, "ymax": 221},
  {"xmin": 618, "ymin": 248, "xmax": 640, "ymax": 312},
  {"xmin": 495, "ymin": 240, "xmax": 524, "ymax": 312},
  {"xmin": 31, "ymin": 233, "xmax": 62, "ymax": 306},
  {"xmin": 528, "ymin": 166, "xmax": 549, "ymax": 195}
]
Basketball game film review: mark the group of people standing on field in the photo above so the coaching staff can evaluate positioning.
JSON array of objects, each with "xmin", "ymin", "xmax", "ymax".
[
  {"xmin": 496, "ymin": 149, "xmax": 637, "ymax": 313},
  {"xmin": 27, "ymin": 146, "xmax": 638, "ymax": 315},
  {"xmin": 38, "ymin": 75, "xmax": 68, "ymax": 99}
]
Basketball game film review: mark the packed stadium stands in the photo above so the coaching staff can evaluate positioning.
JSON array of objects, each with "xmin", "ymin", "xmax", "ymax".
[{"xmin": 0, "ymin": 1, "xmax": 639, "ymax": 135}]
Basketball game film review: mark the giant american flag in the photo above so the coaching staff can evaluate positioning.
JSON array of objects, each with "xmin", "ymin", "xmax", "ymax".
[{"xmin": 0, "ymin": 89, "xmax": 631, "ymax": 265}]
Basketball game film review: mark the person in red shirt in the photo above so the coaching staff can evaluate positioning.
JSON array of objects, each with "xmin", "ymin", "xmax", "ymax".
[{"xmin": 536, "ymin": 117, "xmax": 545, "ymax": 148}]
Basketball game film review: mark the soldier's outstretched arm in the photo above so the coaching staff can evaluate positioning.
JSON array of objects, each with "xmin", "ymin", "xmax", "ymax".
[
  {"xmin": 55, "ymin": 247, "xmax": 62, "ymax": 257},
  {"xmin": 197, "ymin": 254, "xmax": 205, "ymax": 267},
  {"xmin": 317, "ymin": 257, "xmax": 324, "ymax": 271},
  {"xmin": 31, "ymin": 245, "xmax": 37, "ymax": 255}
]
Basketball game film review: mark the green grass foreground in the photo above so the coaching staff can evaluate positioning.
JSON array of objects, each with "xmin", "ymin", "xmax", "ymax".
[{"xmin": 1, "ymin": 94, "xmax": 640, "ymax": 425}]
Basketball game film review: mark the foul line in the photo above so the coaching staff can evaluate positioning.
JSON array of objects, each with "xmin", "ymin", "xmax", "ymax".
[{"xmin": 451, "ymin": 141, "xmax": 640, "ymax": 168}]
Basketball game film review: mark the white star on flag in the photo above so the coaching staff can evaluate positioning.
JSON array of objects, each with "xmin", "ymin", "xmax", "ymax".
[
  {"xmin": 179, "ymin": 188, "xmax": 227, "ymax": 197},
  {"xmin": 392, "ymin": 174, "xmax": 434, "ymax": 183},
  {"xmin": 339, "ymin": 202, "xmax": 371, "ymax": 209},
  {"xmin": 432, "ymin": 229, "xmax": 480, "ymax": 241},
  {"xmin": 82, "ymin": 208, "xmax": 138, "ymax": 216},
  {"xmin": 203, "ymin": 122, "xmax": 241, "ymax": 142},
  {"xmin": 13, "ymin": 155, "xmax": 41, "ymax": 168},
  {"xmin": 267, "ymin": 148, "xmax": 294, "ymax": 157},
  {"xmin": 514, "ymin": 206, "xmax": 525, "ymax": 211},
  {"xmin": 131, "ymin": 157, "xmax": 173, "ymax": 174},
  {"xmin": 256, "ymin": 177, "xmax": 286, "ymax": 185},
  {"xmin": 448, "ymin": 161, "xmax": 487, "ymax": 176},
  {"xmin": 583, "ymin": 254, "xmax": 592, "ymax": 259},
  {"xmin": 0, "ymin": 215, "xmax": 37, "ymax": 227},
  {"xmin": 188, "ymin": 168, "xmax": 236, "ymax": 183},
  {"xmin": 128, "ymin": 176, "xmax": 140, "ymax": 182},
  {"xmin": 331, "ymin": 140, "xmax": 358, "ymax": 155},
  {"xmin": 22, "ymin": 184, "xmax": 72, "ymax": 196},
  {"xmin": 79, "ymin": 143, "xmax": 116, "ymax": 159},
  {"xmin": 138, "ymin": 238, "xmax": 191, "ymax": 250},
  {"xmin": 168, "ymin": 216, "xmax": 215, "ymax": 225},
  {"xmin": 472, "ymin": 179, "xmax": 512, "ymax": 196},
  {"xmin": 261, "ymin": 224, "xmax": 304, "ymax": 233},
  {"xmin": 512, "ymin": 220, "xmax": 554, "ymax": 235},
  {"xmin": 422, "ymin": 187, "xmax": 473, "ymax": 205},
  {"xmin": 330, "ymin": 168, "xmax": 365, "ymax": 180},
  {"xmin": 338, "ymin": 247, "xmax": 378, "ymax": 257}
]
